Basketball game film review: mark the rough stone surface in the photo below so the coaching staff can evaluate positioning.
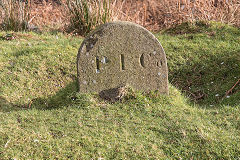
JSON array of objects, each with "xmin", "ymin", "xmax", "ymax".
[{"xmin": 77, "ymin": 21, "xmax": 168, "ymax": 95}]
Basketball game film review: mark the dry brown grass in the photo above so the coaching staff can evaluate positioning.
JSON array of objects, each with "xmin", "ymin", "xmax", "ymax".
[
  {"xmin": 1, "ymin": 0, "xmax": 239, "ymax": 32},
  {"xmin": 119, "ymin": 0, "xmax": 240, "ymax": 31},
  {"xmin": 0, "ymin": 0, "xmax": 31, "ymax": 31},
  {"xmin": 30, "ymin": 1, "xmax": 66, "ymax": 30}
]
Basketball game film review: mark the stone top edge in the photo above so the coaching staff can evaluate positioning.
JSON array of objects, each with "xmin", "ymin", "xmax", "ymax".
[
  {"xmin": 79, "ymin": 20, "xmax": 166, "ymax": 59},
  {"xmin": 86, "ymin": 21, "xmax": 153, "ymax": 37}
]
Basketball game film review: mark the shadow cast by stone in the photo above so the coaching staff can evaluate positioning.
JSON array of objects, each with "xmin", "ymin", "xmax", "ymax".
[
  {"xmin": 0, "ymin": 81, "xmax": 79, "ymax": 112},
  {"xmin": 0, "ymin": 96, "xmax": 24, "ymax": 112},
  {"xmin": 31, "ymin": 81, "xmax": 79, "ymax": 110},
  {"xmin": 168, "ymin": 50, "xmax": 240, "ymax": 106}
]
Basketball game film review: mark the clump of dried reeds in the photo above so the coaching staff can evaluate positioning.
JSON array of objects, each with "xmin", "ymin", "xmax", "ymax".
[
  {"xmin": 0, "ymin": 0, "xmax": 32, "ymax": 31},
  {"xmin": 1, "ymin": 0, "xmax": 239, "ymax": 33},
  {"xmin": 119, "ymin": 0, "xmax": 240, "ymax": 31},
  {"xmin": 30, "ymin": 1, "xmax": 66, "ymax": 31}
]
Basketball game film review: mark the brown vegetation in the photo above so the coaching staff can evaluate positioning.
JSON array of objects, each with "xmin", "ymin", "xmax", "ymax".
[
  {"xmin": 30, "ymin": 1, "xmax": 66, "ymax": 30},
  {"xmin": 120, "ymin": 0, "xmax": 240, "ymax": 31},
  {"xmin": 1, "ymin": 0, "xmax": 239, "ymax": 33}
]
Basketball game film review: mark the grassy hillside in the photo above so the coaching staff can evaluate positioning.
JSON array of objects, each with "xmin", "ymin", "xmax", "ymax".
[
  {"xmin": 0, "ymin": 22, "xmax": 239, "ymax": 159},
  {"xmin": 159, "ymin": 21, "xmax": 240, "ymax": 106}
]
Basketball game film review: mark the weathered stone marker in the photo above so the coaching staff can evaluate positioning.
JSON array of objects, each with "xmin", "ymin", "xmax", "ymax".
[{"xmin": 77, "ymin": 21, "xmax": 168, "ymax": 97}]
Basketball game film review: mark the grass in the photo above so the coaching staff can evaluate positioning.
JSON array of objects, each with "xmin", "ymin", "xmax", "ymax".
[
  {"xmin": 0, "ymin": 22, "xmax": 240, "ymax": 159},
  {"xmin": 0, "ymin": 31, "xmax": 80, "ymax": 108},
  {"xmin": 159, "ymin": 21, "xmax": 240, "ymax": 106}
]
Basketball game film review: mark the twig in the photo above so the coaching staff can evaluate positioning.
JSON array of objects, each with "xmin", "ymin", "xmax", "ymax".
[
  {"xmin": 225, "ymin": 79, "xmax": 240, "ymax": 96},
  {"xmin": 28, "ymin": 100, "xmax": 33, "ymax": 108},
  {"xmin": 186, "ymin": 90, "xmax": 205, "ymax": 101},
  {"xmin": 28, "ymin": 15, "xmax": 35, "ymax": 24}
]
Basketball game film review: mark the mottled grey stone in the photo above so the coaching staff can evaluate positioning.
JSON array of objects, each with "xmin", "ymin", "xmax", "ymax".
[{"xmin": 77, "ymin": 21, "xmax": 168, "ymax": 95}]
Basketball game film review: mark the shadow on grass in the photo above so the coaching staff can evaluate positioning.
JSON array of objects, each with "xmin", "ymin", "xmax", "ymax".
[
  {"xmin": 31, "ymin": 81, "xmax": 79, "ymax": 110},
  {"xmin": 164, "ymin": 21, "xmax": 211, "ymax": 35},
  {"xmin": 163, "ymin": 22, "xmax": 240, "ymax": 107},
  {"xmin": 168, "ymin": 50, "xmax": 240, "ymax": 107},
  {"xmin": 0, "ymin": 81, "xmax": 79, "ymax": 112},
  {"xmin": 0, "ymin": 96, "xmax": 22, "ymax": 112},
  {"xmin": 1, "ymin": 57, "xmax": 239, "ymax": 113}
]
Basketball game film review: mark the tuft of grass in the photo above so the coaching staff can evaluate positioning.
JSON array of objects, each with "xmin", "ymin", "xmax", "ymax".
[
  {"xmin": 0, "ymin": 0, "xmax": 31, "ymax": 31},
  {"xmin": 66, "ymin": 0, "xmax": 113, "ymax": 35}
]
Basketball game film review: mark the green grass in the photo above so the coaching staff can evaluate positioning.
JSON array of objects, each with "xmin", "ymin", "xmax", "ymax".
[
  {"xmin": 0, "ymin": 22, "xmax": 240, "ymax": 159},
  {"xmin": 158, "ymin": 21, "xmax": 240, "ymax": 106},
  {"xmin": 0, "ymin": 32, "xmax": 81, "ymax": 108}
]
